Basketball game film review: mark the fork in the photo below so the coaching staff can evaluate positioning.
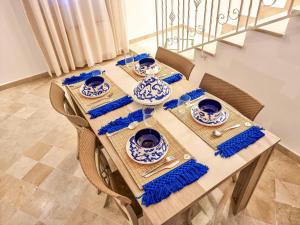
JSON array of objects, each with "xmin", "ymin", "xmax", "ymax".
[
  {"xmin": 143, "ymin": 160, "xmax": 180, "ymax": 178},
  {"xmin": 88, "ymin": 93, "xmax": 113, "ymax": 106}
]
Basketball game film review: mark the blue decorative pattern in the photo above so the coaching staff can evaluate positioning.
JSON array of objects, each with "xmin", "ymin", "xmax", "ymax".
[
  {"xmin": 116, "ymin": 53, "xmax": 150, "ymax": 66},
  {"xmin": 215, "ymin": 126, "xmax": 265, "ymax": 158},
  {"xmin": 88, "ymin": 96, "xmax": 133, "ymax": 119},
  {"xmin": 162, "ymin": 73, "xmax": 183, "ymax": 84},
  {"xmin": 98, "ymin": 109, "xmax": 144, "ymax": 135},
  {"xmin": 163, "ymin": 88, "xmax": 205, "ymax": 110},
  {"xmin": 133, "ymin": 76, "xmax": 170, "ymax": 103},
  {"xmin": 142, "ymin": 159, "xmax": 209, "ymax": 206},
  {"xmin": 81, "ymin": 82, "xmax": 110, "ymax": 98},
  {"xmin": 128, "ymin": 136, "xmax": 168, "ymax": 163},
  {"xmin": 62, "ymin": 70, "xmax": 101, "ymax": 85}
]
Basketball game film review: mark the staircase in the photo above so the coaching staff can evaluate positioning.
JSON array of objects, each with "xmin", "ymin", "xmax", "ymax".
[{"xmin": 130, "ymin": 0, "xmax": 300, "ymax": 60}]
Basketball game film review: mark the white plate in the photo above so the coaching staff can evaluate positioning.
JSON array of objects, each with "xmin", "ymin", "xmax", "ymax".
[
  {"xmin": 126, "ymin": 135, "xmax": 169, "ymax": 164},
  {"xmin": 79, "ymin": 83, "xmax": 110, "ymax": 99},
  {"xmin": 191, "ymin": 105, "xmax": 229, "ymax": 127},
  {"xmin": 133, "ymin": 63, "xmax": 161, "ymax": 77}
]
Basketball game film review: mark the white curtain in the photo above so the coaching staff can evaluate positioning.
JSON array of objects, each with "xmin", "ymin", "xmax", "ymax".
[{"xmin": 22, "ymin": 0, "xmax": 129, "ymax": 76}]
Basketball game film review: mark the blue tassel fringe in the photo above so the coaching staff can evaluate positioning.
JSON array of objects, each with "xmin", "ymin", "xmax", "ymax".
[
  {"xmin": 163, "ymin": 73, "xmax": 183, "ymax": 84},
  {"xmin": 142, "ymin": 159, "xmax": 209, "ymax": 206},
  {"xmin": 116, "ymin": 53, "xmax": 150, "ymax": 66},
  {"xmin": 62, "ymin": 70, "xmax": 102, "ymax": 85},
  {"xmin": 98, "ymin": 108, "xmax": 154, "ymax": 135},
  {"xmin": 163, "ymin": 88, "xmax": 205, "ymax": 110},
  {"xmin": 215, "ymin": 126, "xmax": 265, "ymax": 158},
  {"xmin": 88, "ymin": 95, "xmax": 133, "ymax": 119}
]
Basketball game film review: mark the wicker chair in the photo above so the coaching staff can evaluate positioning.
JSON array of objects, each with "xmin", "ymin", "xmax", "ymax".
[
  {"xmin": 49, "ymin": 81, "xmax": 116, "ymax": 191},
  {"xmin": 49, "ymin": 82, "xmax": 90, "ymax": 160},
  {"xmin": 199, "ymin": 73, "xmax": 264, "ymax": 121},
  {"xmin": 155, "ymin": 47, "xmax": 195, "ymax": 80},
  {"xmin": 79, "ymin": 128, "xmax": 142, "ymax": 225}
]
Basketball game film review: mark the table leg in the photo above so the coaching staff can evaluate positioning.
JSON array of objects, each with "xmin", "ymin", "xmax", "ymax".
[{"xmin": 231, "ymin": 145, "xmax": 275, "ymax": 215}]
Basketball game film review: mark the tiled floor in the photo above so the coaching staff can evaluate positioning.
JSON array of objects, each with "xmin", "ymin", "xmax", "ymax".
[{"xmin": 0, "ymin": 77, "xmax": 299, "ymax": 225}]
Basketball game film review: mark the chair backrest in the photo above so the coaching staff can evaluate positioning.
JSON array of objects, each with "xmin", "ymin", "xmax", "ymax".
[
  {"xmin": 199, "ymin": 73, "xmax": 264, "ymax": 121},
  {"xmin": 78, "ymin": 128, "xmax": 138, "ymax": 225},
  {"xmin": 155, "ymin": 47, "xmax": 195, "ymax": 80},
  {"xmin": 49, "ymin": 82, "xmax": 89, "ymax": 128}
]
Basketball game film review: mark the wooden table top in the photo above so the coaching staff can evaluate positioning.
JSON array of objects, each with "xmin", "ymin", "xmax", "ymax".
[{"xmin": 64, "ymin": 60, "xmax": 280, "ymax": 225}]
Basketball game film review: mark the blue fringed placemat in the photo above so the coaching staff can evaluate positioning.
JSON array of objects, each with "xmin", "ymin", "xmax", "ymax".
[
  {"xmin": 142, "ymin": 159, "xmax": 209, "ymax": 206},
  {"xmin": 99, "ymin": 108, "xmax": 146, "ymax": 135},
  {"xmin": 116, "ymin": 53, "xmax": 150, "ymax": 66},
  {"xmin": 163, "ymin": 73, "xmax": 183, "ymax": 85},
  {"xmin": 163, "ymin": 88, "xmax": 205, "ymax": 110},
  {"xmin": 215, "ymin": 126, "xmax": 265, "ymax": 158},
  {"xmin": 88, "ymin": 96, "xmax": 133, "ymax": 119},
  {"xmin": 62, "ymin": 69, "xmax": 102, "ymax": 85}
]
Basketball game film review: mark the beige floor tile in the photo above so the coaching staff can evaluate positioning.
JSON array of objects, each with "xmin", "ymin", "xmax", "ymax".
[
  {"xmin": 40, "ymin": 146, "xmax": 69, "ymax": 168},
  {"xmin": 23, "ymin": 163, "xmax": 53, "ymax": 186},
  {"xmin": 275, "ymin": 179, "xmax": 300, "ymax": 208},
  {"xmin": 6, "ymin": 156, "xmax": 37, "ymax": 179},
  {"xmin": 276, "ymin": 202, "xmax": 300, "ymax": 225},
  {"xmin": 13, "ymin": 106, "xmax": 38, "ymax": 119},
  {"xmin": 5, "ymin": 210, "xmax": 37, "ymax": 225},
  {"xmin": 34, "ymin": 222, "xmax": 46, "ymax": 225},
  {"xmin": 78, "ymin": 185, "xmax": 107, "ymax": 215},
  {"xmin": 19, "ymin": 189, "xmax": 56, "ymax": 219},
  {"xmin": 64, "ymin": 207, "xmax": 98, "ymax": 225},
  {"xmin": 0, "ymin": 199, "xmax": 17, "ymax": 225},
  {"xmin": 24, "ymin": 142, "xmax": 53, "ymax": 161},
  {"xmin": 39, "ymin": 202, "xmax": 74, "ymax": 225},
  {"xmin": 39, "ymin": 169, "xmax": 88, "ymax": 209},
  {"xmin": 0, "ymin": 176, "xmax": 36, "ymax": 208},
  {"xmin": 57, "ymin": 152, "xmax": 79, "ymax": 175}
]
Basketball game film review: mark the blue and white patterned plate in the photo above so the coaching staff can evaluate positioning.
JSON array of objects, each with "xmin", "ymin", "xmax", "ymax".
[
  {"xmin": 132, "ymin": 75, "xmax": 171, "ymax": 105},
  {"xmin": 126, "ymin": 135, "xmax": 169, "ymax": 164},
  {"xmin": 191, "ymin": 105, "xmax": 229, "ymax": 127},
  {"xmin": 133, "ymin": 63, "xmax": 161, "ymax": 77},
  {"xmin": 80, "ymin": 82, "xmax": 110, "ymax": 99}
]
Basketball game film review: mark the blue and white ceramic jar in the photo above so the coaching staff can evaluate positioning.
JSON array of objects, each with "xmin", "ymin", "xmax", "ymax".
[
  {"xmin": 133, "ymin": 75, "xmax": 171, "ymax": 105},
  {"xmin": 80, "ymin": 76, "xmax": 110, "ymax": 98}
]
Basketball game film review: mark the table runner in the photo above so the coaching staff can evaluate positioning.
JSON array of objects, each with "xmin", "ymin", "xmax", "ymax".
[
  {"xmin": 66, "ymin": 73, "xmax": 127, "ymax": 113},
  {"xmin": 119, "ymin": 60, "xmax": 179, "ymax": 82},
  {"xmin": 107, "ymin": 117, "xmax": 193, "ymax": 189},
  {"xmin": 170, "ymin": 94, "xmax": 260, "ymax": 153}
]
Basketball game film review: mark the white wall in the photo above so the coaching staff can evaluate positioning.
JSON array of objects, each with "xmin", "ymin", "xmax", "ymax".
[
  {"xmin": 190, "ymin": 16, "xmax": 300, "ymax": 155},
  {"xmin": 125, "ymin": 0, "xmax": 157, "ymax": 40},
  {"xmin": 0, "ymin": 0, "xmax": 48, "ymax": 85}
]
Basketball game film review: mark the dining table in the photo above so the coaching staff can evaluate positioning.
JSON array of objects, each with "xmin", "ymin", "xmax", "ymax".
[{"xmin": 62, "ymin": 57, "xmax": 280, "ymax": 225}]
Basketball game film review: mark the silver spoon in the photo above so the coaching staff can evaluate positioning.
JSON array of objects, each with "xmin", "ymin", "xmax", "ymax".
[
  {"xmin": 213, "ymin": 124, "xmax": 241, "ymax": 137},
  {"xmin": 107, "ymin": 121, "xmax": 139, "ymax": 137},
  {"xmin": 142, "ymin": 156, "xmax": 175, "ymax": 177},
  {"xmin": 88, "ymin": 93, "xmax": 113, "ymax": 106}
]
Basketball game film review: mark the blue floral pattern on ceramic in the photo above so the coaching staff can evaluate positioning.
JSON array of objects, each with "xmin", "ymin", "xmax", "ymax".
[
  {"xmin": 80, "ymin": 76, "xmax": 110, "ymax": 98},
  {"xmin": 193, "ymin": 99, "xmax": 223, "ymax": 122},
  {"xmin": 191, "ymin": 105, "xmax": 229, "ymax": 126},
  {"xmin": 126, "ymin": 134, "xmax": 169, "ymax": 164},
  {"xmin": 133, "ymin": 75, "xmax": 171, "ymax": 105},
  {"xmin": 134, "ymin": 63, "xmax": 161, "ymax": 76}
]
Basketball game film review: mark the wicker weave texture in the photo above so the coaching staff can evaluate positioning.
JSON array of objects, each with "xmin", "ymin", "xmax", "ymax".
[
  {"xmin": 49, "ymin": 82, "xmax": 89, "ymax": 128},
  {"xmin": 155, "ymin": 47, "xmax": 195, "ymax": 80},
  {"xmin": 66, "ymin": 73, "xmax": 126, "ymax": 113},
  {"xmin": 199, "ymin": 73, "xmax": 264, "ymax": 121},
  {"xmin": 171, "ymin": 96, "xmax": 252, "ymax": 149},
  {"xmin": 120, "ymin": 59, "xmax": 178, "ymax": 82},
  {"xmin": 107, "ymin": 118, "xmax": 189, "ymax": 189}
]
